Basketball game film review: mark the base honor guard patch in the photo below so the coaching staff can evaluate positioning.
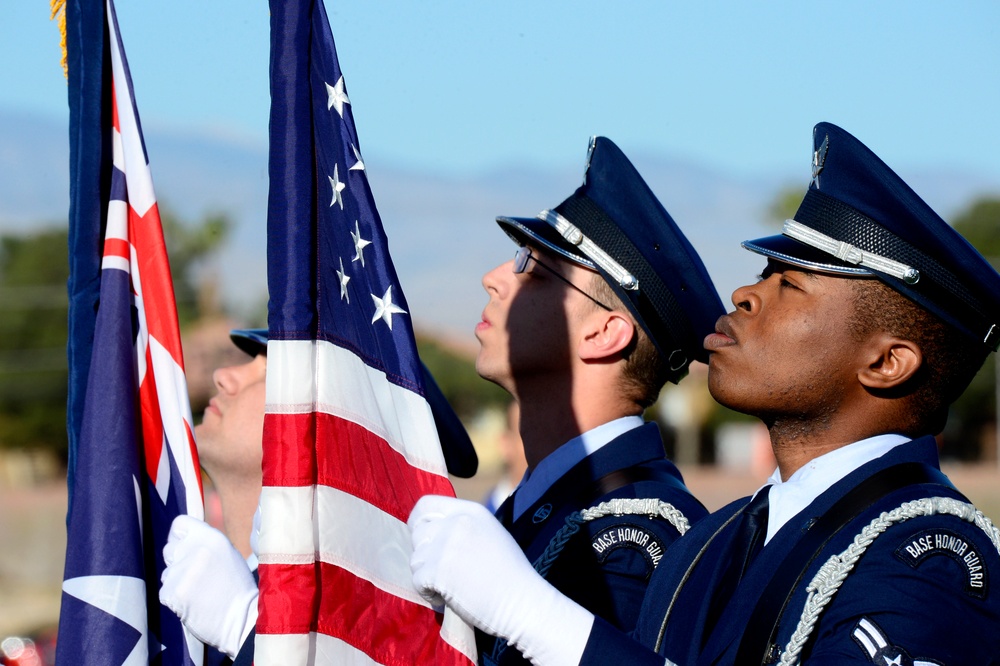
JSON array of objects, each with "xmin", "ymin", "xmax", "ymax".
[
  {"xmin": 591, "ymin": 524, "xmax": 663, "ymax": 574},
  {"xmin": 852, "ymin": 618, "xmax": 942, "ymax": 666},
  {"xmin": 894, "ymin": 529, "xmax": 988, "ymax": 598}
]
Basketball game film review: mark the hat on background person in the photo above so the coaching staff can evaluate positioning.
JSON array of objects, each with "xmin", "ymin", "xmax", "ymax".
[
  {"xmin": 495, "ymin": 136, "xmax": 725, "ymax": 383},
  {"xmin": 743, "ymin": 121, "xmax": 1000, "ymax": 353},
  {"xmin": 228, "ymin": 328, "xmax": 478, "ymax": 478},
  {"xmin": 229, "ymin": 328, "xmax": 269, "ymax": 357}
]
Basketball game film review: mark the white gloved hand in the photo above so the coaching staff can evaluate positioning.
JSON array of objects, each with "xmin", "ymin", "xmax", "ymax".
[
  {"xmin": 247, "ymin": 504, "xmax": 262, "ymax": 570},
  {"xmin": 409, "ymin": 495, "xmax": 595, "ymax": 666},
  {"xmin": 161, "ymin": 515, "xmax": 259, "ymax": 658}
]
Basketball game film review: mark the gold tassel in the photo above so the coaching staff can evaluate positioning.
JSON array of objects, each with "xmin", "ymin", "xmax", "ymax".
[{"xmin": 50, "ymin": 0, "xmax": 68, "ymax": 80}]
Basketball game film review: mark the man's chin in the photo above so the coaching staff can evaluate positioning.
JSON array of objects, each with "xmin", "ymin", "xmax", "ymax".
[
  {"xmin": 706, "ymin": 372, "xmax": 752, "ymax": 417},
  {"xmin": 473, "ymin": 362, "xmax": 510, "ymax": 393},
  {"xmin": 474, "ymin": 356, "xmax": 493, "ymax": 382}
]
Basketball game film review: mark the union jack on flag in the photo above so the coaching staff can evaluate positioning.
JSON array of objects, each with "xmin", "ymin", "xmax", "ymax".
[
  {"xmin": 253, "ymin": 0, "xmax": 476, "ymax": 663},
  {"xmin": 57, "ymin": 1, "xmax": 204, "ymax": 664}
]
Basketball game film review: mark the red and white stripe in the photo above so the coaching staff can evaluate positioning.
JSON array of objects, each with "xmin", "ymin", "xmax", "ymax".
[
  {"xmin": 256, "ymin": 339, "xmax": 477, "ymax": 665},
  {"xmin": 104, "ymin": 0, "xmax": 203, "ymax": 520}
]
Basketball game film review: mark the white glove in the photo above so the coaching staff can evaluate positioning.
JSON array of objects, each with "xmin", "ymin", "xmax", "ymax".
[
  {"xmin": 247, "ymin": 504, "xmax": 262, "ymax": 571},
  {"xmin": 161, "ymin": 515, "xmax": 259, "ymax": 658},
  {"xmin": 408, "ymin": 495, "xmax": 595, "ymax": 666}
]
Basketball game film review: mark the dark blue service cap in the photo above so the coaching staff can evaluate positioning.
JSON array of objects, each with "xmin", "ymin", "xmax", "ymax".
[
  {"xmin": 230, "ymin": 328, "xmax": 269, "ymax": 357},
  {"xmin": 743, "ymin": 122, "xmax": 1000, "ymax": 352},
  {"xmin": 227, "ymin": 329, "xmax": 478, "ymax": 478},
  {"xmin": 496, "ymin": 136, "xmax": 725, "ymax": 382}
]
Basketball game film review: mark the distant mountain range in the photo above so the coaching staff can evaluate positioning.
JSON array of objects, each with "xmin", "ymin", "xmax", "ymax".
[{"xmin": 3, "ymin": 108, "xmax": 999, "ymax": 342}]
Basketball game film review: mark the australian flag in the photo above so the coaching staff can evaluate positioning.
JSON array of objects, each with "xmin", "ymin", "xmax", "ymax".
[
  {"xmin": 252, "ymin": 0, "xmax": 476, "ymax": 663},
  {"xmin": 57, "ymin": 1, "xmax": 204, "ymax": 665}
]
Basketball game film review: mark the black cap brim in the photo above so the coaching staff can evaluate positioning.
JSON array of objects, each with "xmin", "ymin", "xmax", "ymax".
[
  {"xmin": 496, "ymin": 216, "xmax": 596, "ymax": 269},
  {"xmin": 742, "ymin": 234, "xmax": 873, "ymax": 277},
  {"xmin": 228, "ymin": 329, "xmax": 477, "ymax": 477},
  {"xmin": 230, "ymin": 328, "xmax": 269, "ymax": 357}
]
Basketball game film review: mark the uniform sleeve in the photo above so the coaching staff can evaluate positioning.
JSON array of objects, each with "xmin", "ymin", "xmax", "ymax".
[
  {"xmin": 782, "ymin": 517, "xmax": 1000, "ymax": 665},
  {"xmin": 578, "ymin": 616, "xmax": 665, "ymax": 666},
  {"xmin": 230, "ymin": 629, "xmax": 254, "ymax": 666},
  {"xmin": 557, "ymin": 512, "xmax": 685, "ymax": 631}
]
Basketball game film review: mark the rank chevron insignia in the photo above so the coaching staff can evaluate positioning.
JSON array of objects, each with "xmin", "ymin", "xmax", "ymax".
[{"xmin": 852, "ymin": 617, "xmax": 943, "ymax": 666}]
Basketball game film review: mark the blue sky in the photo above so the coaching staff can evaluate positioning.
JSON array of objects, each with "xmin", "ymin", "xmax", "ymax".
[
  {"xmin": 6, "ymin": 2, "xmax": 1000, "ymax": 180},
  {"xmin": 4, "ymin": 2, "xmax": 1000, "ymax": 334}
]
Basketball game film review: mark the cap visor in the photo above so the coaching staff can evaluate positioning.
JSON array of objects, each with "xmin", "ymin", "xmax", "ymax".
[
  {"xmin": 230, "ymin": 328, "xmax": 269, "ymax": 357},
  {"xmin": 496, "ymin": 216, "xmax": 596, "ymax": 269},
  {"xmin": 742, "ymin": 234, "xmax": 873, "ymax": 277}
]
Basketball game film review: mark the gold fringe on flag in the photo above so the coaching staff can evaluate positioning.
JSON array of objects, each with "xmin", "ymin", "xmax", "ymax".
[{"xmin": 50, "ymin": 0, "xmax": 68, "ymax": 79}]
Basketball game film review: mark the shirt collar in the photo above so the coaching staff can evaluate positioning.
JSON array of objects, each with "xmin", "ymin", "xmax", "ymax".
[
  {"xmin": 762, "ymin": 433, "xmax": 911, "ymax": 543},
  {"xmin": 512, "ymin": 415, "xmax": 645, "ymax": 521}
]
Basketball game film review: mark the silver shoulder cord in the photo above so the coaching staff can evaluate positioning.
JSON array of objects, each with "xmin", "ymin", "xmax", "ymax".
[
  {"xmin": 487, "ymin": 498, "xmax": 690, "ymax": 666},
  {"xmin": 777, "ymin": 497, "xmax": 1000, "ymax": 665},
  {"xmin": 533, "ymin": 498, "xmax": 690, "ymax": 578},
  {"xmin": 652, "ymin": 497, "xmax": 1000, "ymax": 665}
]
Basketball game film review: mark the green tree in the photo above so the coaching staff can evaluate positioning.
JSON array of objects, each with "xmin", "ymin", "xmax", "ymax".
[
  {"xmin": 0, "ymin": 228, "xmax": 71, "ymax": 453},
  {"xmin": 953, "ymin": 198, "xmax": 1000, "ymax": 271},
  {"xmin": 160, "ymin": 207, "xmax": 231, "ymax": 324},
  {"xmin": 766, "ymin": 186, "xmax": 805, "ymax": 228},
  {"xmin": 0, "ymin": 206, "xmax": 230, "ymax": 459},
  {"xmin": 943, "ymin": 197, "xmax": 1000, "ymax": 461},
  {"xmin": 415, "ymin": 334, "xmax": 508, "ymax": 422}
]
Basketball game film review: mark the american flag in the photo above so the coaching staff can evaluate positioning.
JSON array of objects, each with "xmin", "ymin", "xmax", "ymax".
[
  {"xmin": 57, "ymin": 1, "xmax": 205, "ymax": 664},
  {"xmin": 254, "ymin": 0, "xmax": 476, "ymax": 663}
]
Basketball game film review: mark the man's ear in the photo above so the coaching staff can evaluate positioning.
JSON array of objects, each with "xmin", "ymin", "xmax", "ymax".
[
  {"xmin": 858, "ymin": 334, "xmax": 922, "ymax": 390},
  {"xmin": 579, "ymin": 311, "xmax": 635, "ymax": 361}
]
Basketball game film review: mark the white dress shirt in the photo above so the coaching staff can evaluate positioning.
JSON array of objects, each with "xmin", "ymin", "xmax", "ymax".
[
  {"xmin": 761, "ymin": 433, "xmax": 911, "ymax": 544},
  {"xmin": 511, "ymin": 415, "xmax": 645, "ymax": 521}
]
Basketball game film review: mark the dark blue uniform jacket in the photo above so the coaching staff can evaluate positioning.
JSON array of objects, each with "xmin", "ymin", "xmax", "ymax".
[
  {"xmin": 582, "ymin": 436, "xmax": 1000, "ymax": 665},
  {"xmin": 481, "ymin": 422, "xmax": 707, "ymax": 665}
]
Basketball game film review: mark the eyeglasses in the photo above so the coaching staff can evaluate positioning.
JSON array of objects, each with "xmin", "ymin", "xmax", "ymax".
[{"xmin": 512, "ymin": 246, "xmax": 612, "ymax": 311}]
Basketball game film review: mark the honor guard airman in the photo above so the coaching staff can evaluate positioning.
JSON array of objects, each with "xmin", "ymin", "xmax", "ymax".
[
  {"xmin": 411, "ymin": 135, "xmax": 724, "ymax": 666},
  {"xmin": 162, "ymin": 329, "xmax": 479, "ymax": 665},
  {"xmin": 410, "ymin": 123, "xmax": 1000, "ymax": 666}
]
